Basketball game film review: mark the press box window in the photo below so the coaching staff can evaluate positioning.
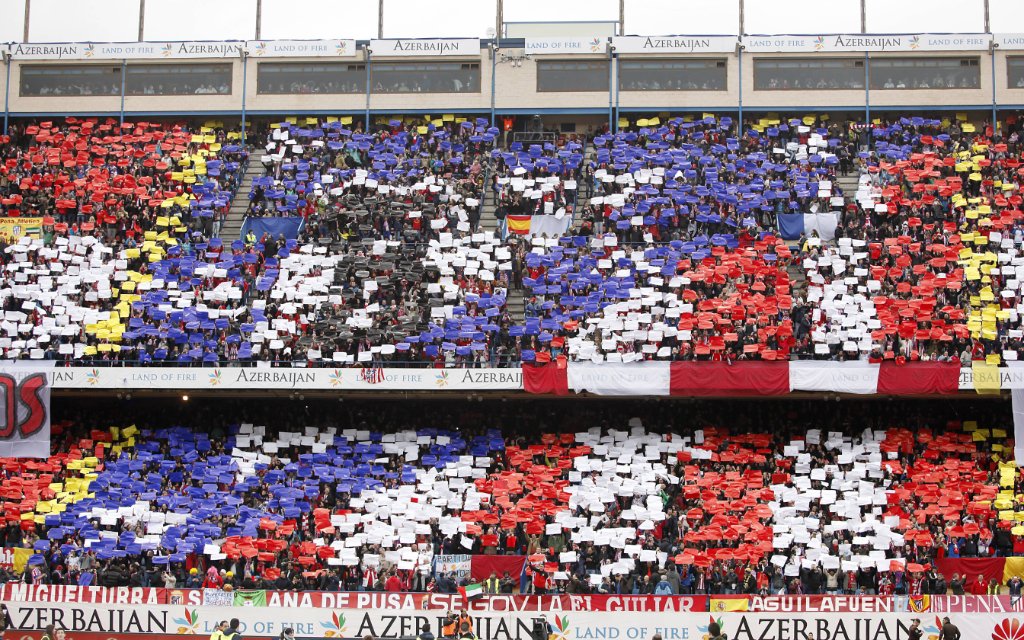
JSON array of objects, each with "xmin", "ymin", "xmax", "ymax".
[
  {"xmin": 1008, "ymin": 57, "xmax": 1024, "ymax": 89},
  {"xmin": 370, "ymin": 62, "xmax": 479, "ymax": 93},
  {"xmin": 537, "ymin": 60, "xmax": 610, "ymax": 92},
  {"xmin": 869, "ymin": 57, "xmax": 980, "ymax": 90},
  {"xmin": 753, "ymin": 58, "xmax": 864, "ymax": 90},
  {"xmin": 618, "ymin": 59, "xmax": 727, "ymax": 91},
  {"xmin": 258, "ymin": 62, "xmax": 366, "ymax": 94},
  {"xmin": 20, "ymin": 65, "xmax": 122, "ymax": 97},
  {"xmin": 125, "ymin": 63, "xmax": 233, "ymax": 95}
]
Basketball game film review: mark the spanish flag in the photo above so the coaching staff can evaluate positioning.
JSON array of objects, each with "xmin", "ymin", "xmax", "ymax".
[
  {"xmin": 710, "ymin": 597, "xmax": 748, "ymax": 612},
  {"xmin": 506, "ymin": 215, "xmax": 532, "ymax": 235}
]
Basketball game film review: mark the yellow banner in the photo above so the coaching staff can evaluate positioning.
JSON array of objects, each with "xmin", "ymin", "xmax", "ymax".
[
  {"xmin": 1004, "ymin": 557, "xmax": 1024, "ymax": 584},
  {"xmin": 710, "ymin": 598, "xmax": 748, "ymax": 612},
  {"xmin": 972, "ymin": 362, "xmax": 1002, "ymax": 394},
  {"xmin": 0, "ymin": 217, "xmax": 44, "ymax": 241},
  {"xmin": 11, "ymin": 547, "xmax": 32, "ymax": 574}
]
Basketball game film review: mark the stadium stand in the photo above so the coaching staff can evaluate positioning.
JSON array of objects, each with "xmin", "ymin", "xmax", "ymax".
[
  {"xmin": 2, "ymin": 113, "xmax": 1024, "ymax": 368},
  {"xmin": 1, "ymin": 399, "xmax": 1018, "ymax": 594},
  {"xmin": 803, "ymin": 118, "xmax": 1024, "ymax": 364},
  {"xmin": 8, "ymin": 8, "xmax": 1024, "ymax": 640},
  {"xmin": 0, "ymin": 119, "xmax": 248, "ymax": 239}
]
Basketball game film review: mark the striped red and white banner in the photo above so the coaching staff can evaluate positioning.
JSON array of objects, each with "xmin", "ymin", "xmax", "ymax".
[{"xmin": 522, "ymin": 361, "xmax": 963, "ymax": 397}]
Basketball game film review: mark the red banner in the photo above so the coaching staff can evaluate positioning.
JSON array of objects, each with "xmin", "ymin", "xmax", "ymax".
[
  {"xmin": 934, "ymin": 558, "xmax": 1007, "ymax": 591},
  {"xmin": 747, "ymin": 594, "xmax": 1024, "ymax": 613},
  {"xmin": 522, "ymin": 364, "xmax": 568, "ymax": 395},
  {"xmin": 877, "ymin": 361, "xmax": 960, "ymax": 395},
  {"xmin": 2, "ymin": 585, "xmax": 1022, "ymax": 615},
  {"xmin": 747, "ymin": 595, "xmax": 901, "ymax": 612},
  {"xmin": 470, "ymin": 555, "xmax": 527, "ymax": 583},
  {"xmin": 670, "ymin": 361, "xmax": 790, "ymax": 396},
  {"xmin": 0, "ymin": 584, "xmax": 707, "ymax": 612}
]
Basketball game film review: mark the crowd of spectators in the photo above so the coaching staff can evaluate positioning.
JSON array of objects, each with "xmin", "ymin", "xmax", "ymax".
[
  {"xmin": 0, "ymin": 118, "xmax": 247, "ymax": 238},
  {"xmin": 1, "ymin": 398, "xmax": 1020, "ymax": 595},
  {"xmin": 803, "ymin": 116, "xmax": 1024, "ymax": 364},
  {"xmin": 2, "ymin": 113, "xmax": 1024, "ymax": 366}
]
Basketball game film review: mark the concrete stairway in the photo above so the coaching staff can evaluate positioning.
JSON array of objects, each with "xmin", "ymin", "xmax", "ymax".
[
  {"xmin": 505, "ymin": 288, "xmax": 526, "ymax": 324},
  {"xmin": 218, "ymin": 155, "xmax": 262, "ymax": 240},
  {"xmin": 834, "ymin": 172, "xmax": 862, "ymax": 202},
  {"xmin": 787, "ymin": 262, "xmax": 808, "ymax": 299},
  {"xmin": 479, "ymin": 179, "xmax": 501, "ymax": 236},
  {"xmin": 580, "ymin": 141, "xmax": 596, "ymax": 232},
  {"xmin": 477, "ymin": 183, "xmax": 527, "ymax": 322}
]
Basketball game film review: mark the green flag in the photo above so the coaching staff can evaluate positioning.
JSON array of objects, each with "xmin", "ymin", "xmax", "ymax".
[{"xmin": 233, "ymin": 590, "xmax": 267, "ymax": 607}]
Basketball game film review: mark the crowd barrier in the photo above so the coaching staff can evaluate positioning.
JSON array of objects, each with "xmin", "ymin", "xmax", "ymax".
[{"xmin": 2, "ymin": 588, "xmax": 1023, "ymax": 640}]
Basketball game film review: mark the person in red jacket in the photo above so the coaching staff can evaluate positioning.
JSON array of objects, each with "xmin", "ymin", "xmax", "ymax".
[
  {"xmin": 202, "ymin": 566, "xmax": 223, "ymax": 590},
  {"xmin": 529, "ymin": 565, "xmax": 547, "ymax": 594},
  {"xmin": 968, "ymin": 573, "xmax": 987, "ymax": 595},
  {"xmin": 385, "ymin": 571, "xmax": 404, "ymax": 592}
]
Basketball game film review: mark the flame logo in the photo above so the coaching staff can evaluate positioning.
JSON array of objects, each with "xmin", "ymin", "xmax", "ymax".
[
  {"xmin": 922, "ymin": 616, "xmax": 943, "ymax": 640},
  {"xmin": 336, "ymin": 41, "xmax": 348, "ymax": 56},
  {"xmin": 161, "ymin": 43, "xmax": 174, "ymax": 58},
  {"xmin": 171, "ymin": 608, "xmax": 200, "ymax": 635},
  {"xmin": 435, "ymin": 371, "xmax": 449, "ymax": 387},
  {"xmin": 698, "ymin": 616, "xmax": 725, "ymax": 640},
  {"xmin": 321, "ymin": 612, "xmax": 347, "ymax": 637},
  {"xmin": 208, "ymin": 369, "xmax": 222, "ymax": 386},
  {"xmin": 814, "ymin": 36, "xmax": 825, "ymax": 51},
  {"xmin": 549, "ymin": 616, "xmax": 571, "ymax": 640},
  {"xmin": 86, "ymin": 368, "xmax": 99, "ymax": 385},
  {"xmin": 909, "ymin": 35, "xmax": 921, "ymax": 50},
  {"xmin": 83, "ymin": 44, "xmax": 95, "ymax": 58},
  {"xmin": 253, "ymin": 41, "xmax": 267, "ymax": 56},
  {"xmin": 329, "ymin": 369, "xmax": 344, "ymax": 387},
  {"xmin": 993, "ymin": 619, "xmax": 1024, "ymax": 640},
  {"xmin": 589, "ymin": 38, "xmax": 603, "ymax": 53}
]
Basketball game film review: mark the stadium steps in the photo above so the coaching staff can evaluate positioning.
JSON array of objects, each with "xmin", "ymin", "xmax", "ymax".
[
  {"xmin": 479, "ymin": 184, "xmax": 500, "ymax": 236},
  {"xmin": 788, "ymin": 262, "xmax": 808, "ymax": 297},
  {"xmin": 506, "ymin": 286, "xmax": 526, "ymax": 323},
  {"xmin": 218, "ymin": 156, "xmax": 262, "ymax": 240},
  {"xmin": 834, "ymin": 173, "xmax": 861, "ymax": 202}
]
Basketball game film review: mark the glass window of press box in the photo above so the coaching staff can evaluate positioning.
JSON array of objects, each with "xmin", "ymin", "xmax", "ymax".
[
  {"xmin": 1008, "ymin": 57, "xmax": 1024, "ymax": 89},
  {"xmin": 370, "ymin": 62, "xmax": 479, "ymax": 93},
  {"xmin": 869, "ymin": 57, "xmax": 980, "ymax": 90},
  {"xmin": 618, "ymin": 59, "xmax": 727, "ymax": 91},
  {"xmin": 257, "ymin": 62, "xmax": 367, "ymax": 94},
  {"xmin": 125, "ymin": 64, "xmax": 233, "ymax": 95},
  {"xmin": 20, "ymin": 65, "xmax": 122, "ymax": 96},
  {"xmin": 753, "ymin": 58, "xmax": 864, "ymax": 90},
  {"xmin": 537, "ymin": 60, "xmax": 610, "ymax": 92}
]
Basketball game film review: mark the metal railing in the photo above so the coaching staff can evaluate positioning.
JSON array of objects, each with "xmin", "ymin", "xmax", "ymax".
[{"xmin": 512, "ymin": 131, "xmax": 557, "ymax": 144}]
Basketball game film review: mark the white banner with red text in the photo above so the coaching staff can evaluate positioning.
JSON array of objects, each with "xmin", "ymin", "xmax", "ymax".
[{"xmin": 0, "ymin": 366, "xmax": 50, "ymax": 458}]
